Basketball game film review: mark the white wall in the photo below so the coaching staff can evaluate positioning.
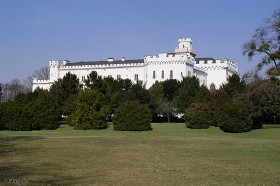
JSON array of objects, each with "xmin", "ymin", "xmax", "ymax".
[
  {"xmin": 49, "ymin": 60, "xmax": 60, "ymax": 83},
  {"xmin": 195, "ymin": 59, "xmax": 238, "ymax": 89},
  {"xmin": 144, "ymin": 53, "xmax": 197, "ymax": 88},
  {"xmin": 193, "ymin": 67, "xmax": 207, "ymax": 86},
  {"xmin": 32, "ymin": 79, "xmax": 51, "ymax": 91},
  {"xmin": 59, "ymin": 64, "xmax": 145, "ymax": 85}
]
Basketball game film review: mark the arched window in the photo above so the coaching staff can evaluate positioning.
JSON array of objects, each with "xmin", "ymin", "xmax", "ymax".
[
  {"xmin": 170, "ymin": 70, "xmax": 173, "ymax": 79},
  {"xmin": 134, "ymin": 74, "xmax": 138, "ymax": 81},
  {"xmin": 210, "ymin": 83, "xmax": 216, "ymax": 93},
  {"xmin": 161, "ymin": 70, "xmax": 164, "ymax": 79}
]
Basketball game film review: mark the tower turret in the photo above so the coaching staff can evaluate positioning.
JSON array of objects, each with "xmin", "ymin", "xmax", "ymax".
[
  {"xmin": 49, "ymin": 60, "xmax": 60, "ymax": 82},
  {"xmin": 175, "ymin": 38, "xmax": 196, "ymax": 57}
]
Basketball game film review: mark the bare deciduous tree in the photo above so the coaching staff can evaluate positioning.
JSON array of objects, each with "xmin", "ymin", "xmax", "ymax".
[
  {"xmin": 33, "ymin": 66, "xmax": 50, "ymax": 80},
  {"xmin": 24, "ymin": 66, "xmax": 50, "ymax": 90},
  {"xmin": 0, "ymin": 79, "xmax": 28, "ymax": 101}
]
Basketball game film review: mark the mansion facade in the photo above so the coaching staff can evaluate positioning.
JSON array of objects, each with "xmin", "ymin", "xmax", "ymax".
[{"xmin": 32, "ymin": 38, "xmax": 238, "ymax": 91}]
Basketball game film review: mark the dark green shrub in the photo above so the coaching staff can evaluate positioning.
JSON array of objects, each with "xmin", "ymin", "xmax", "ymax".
[
  {"xmin": 251, "ymin": 116, "xmax": 264, "ymax": 129},
  {"xmin": 71, "ymin": 89, "xmax": 109, "ymax": 130},
  {"xmin": 0, "ymin": 102, "xmax": 34, "ymax": 131},
  {"xmin": 32, "ymin": 91, "xmax": 61, "ymax": 130},
  {"xmin": 113, "ymin": 100, "xmax": 152, "ymax": 131},
  {"xmin": 218, "ymin": 101, "xmax": 253, "ymax": 133},
  {"xmin": 185, "ymin": 102, "xmax": 213, "ymax": 129},
  {"xmin": 73, "ymin": 107, "xmax": 109, "ymax": 130}
]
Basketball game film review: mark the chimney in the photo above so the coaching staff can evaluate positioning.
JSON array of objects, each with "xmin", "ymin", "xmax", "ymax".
[
  {"xmin": 108, "ymin": 58, "xmax": 114, "ymax": 62},
  {"xmin": 63, "ymin": 60, "xmax": 70, "ymax": 65}
]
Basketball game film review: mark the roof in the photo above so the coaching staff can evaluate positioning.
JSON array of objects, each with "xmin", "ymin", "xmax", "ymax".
[
  {"xmin": 195, "ymin": 57, "xmax": 216, "ymax": 62},
  {"xmin": 64, "ymin": 59, "xmax": 144, "ymax": 66}
]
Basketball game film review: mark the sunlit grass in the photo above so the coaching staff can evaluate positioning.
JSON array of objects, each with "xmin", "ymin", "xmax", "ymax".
[{"xmin": 0, "ymin": 123, "xmax": 280, "ymax": 185}]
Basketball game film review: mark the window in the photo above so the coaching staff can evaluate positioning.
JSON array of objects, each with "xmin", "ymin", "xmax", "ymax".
[
  {"xmin": 170, "ymin": 70, "xmax": 173, "ymax": 79},
  {"xmin": 82, "ymin": 76, "xmax": 85, "ymax": 82},
  {"xmin": 117, "ymin": 75, "xmax": 121, "ymax": 80},
  {"xmin": 210, "ymin": 83, "xmax": 216, "ymax": 92},
  {"xmin": 196, "ymin": 61, "xmax": 199, "ymax": 64},
  {"xmin": 153, "ymin": 71, "xmax": 156, "ymax": 79},
  {"xmin": 188, "ymin": 71, "xmax": 191, "ymax": 77},
  {"xmin": 204, "ymin": 61, "xmax": 208, "ymax": 64},
  {"xmin": 161, "ymin": 70, "xmax": 164, "ymax": 79},
  {"xmin": 134, "ymin": 74, "xmax": 138, "ymax": 81}
]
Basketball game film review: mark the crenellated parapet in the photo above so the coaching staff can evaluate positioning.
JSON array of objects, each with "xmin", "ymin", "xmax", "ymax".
[
  {"xmin": 32, "ymin": 78, "xmax": 51, "ymax": 91},
  {"xmin": 195, "ymin": 58, "xmax": 238, "ymax": 72},
  {"xmin": 144, "ymin": 53, "xmax": 195, "ymax": 66},
  {"xmin": 49, "ymin": 60, "xmax": 61, "ymax": 68},
  {"xmin": 32, "ymin": 78, "xmax": 50, "ymax": 84},
  {"xmin": 60, "ymin": 62, "xmax": 145, "ymax": 70},
  {"xmin": 224, "ymin": 59, "xmax": 238, "ymax": 72},
  {"xmin": 175, "ymin": 38, "xmax": 196, "ymax": 57}
]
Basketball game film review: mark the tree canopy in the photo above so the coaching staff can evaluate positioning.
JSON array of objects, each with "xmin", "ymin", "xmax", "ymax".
[
  {"xmin": 1, "ymin": 68, "xmax": 280, "ymax": 132},
  {"xmin": 243, "ymin": 8, "xmax": 280, "ymax": 74}
]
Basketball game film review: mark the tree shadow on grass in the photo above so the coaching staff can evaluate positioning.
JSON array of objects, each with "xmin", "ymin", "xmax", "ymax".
[{"xmin": 0, "ymin": 136, "xmax": 87, "ymax": 185}]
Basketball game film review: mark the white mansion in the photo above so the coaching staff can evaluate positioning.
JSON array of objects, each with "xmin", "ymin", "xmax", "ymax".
[{"xmin": 32, "ymin": 38, "xmax": 238, "ymax": 91}]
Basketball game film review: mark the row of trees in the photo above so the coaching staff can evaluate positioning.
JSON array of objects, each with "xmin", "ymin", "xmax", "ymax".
[
  {"xmin": 0, "ymin": 68, "xmax": 279, "ymax": 132},
  {"xmin": 0, "ymin": 71, "xmax": 154, "ymax": 131}
]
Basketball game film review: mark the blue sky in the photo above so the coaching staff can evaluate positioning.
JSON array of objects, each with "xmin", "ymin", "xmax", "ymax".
[{"xmin": 0, "ymin": 0, "xmax": 279, "ymax": 83}]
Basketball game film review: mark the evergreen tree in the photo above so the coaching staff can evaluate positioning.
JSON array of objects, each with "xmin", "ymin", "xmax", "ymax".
[
  {"xmin": 70, "ymin": 89, "xmax": 109, "ymax": 130},
  {"xmin": 113, "ymin": 100, "xmax": 152, "ymax": 131},
  {"xmin": 50, "ymin": 72, "xmax": 80, "ymax": 115}
]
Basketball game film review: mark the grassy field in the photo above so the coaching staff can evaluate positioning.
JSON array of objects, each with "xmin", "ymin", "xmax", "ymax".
[{"xmin": 0, "ymin": 123, "xmax": 280, "ymax": 186}]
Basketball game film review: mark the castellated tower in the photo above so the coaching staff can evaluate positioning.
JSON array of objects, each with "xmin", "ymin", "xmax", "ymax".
[
  {"xmin": 49, "ymin": 60, "xmax": 60, "ymax": 82},
  {"xmin": 175, "ymin": 38, "xmax": 196, "ymax": 57}
]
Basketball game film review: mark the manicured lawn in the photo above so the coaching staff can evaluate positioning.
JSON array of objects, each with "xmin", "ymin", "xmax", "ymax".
[{"xmin": 0, "ymin": 123, "xmax": 280, "ymax": 185}]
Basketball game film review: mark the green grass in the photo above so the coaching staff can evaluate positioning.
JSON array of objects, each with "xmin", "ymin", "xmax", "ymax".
[{"xmin": 0, "ymin": 123, "xmax": 280, "ymax": 186}]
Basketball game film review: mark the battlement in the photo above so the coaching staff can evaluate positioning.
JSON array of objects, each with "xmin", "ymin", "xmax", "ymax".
[
  {"xmin": 32, "ymin": 78, "xmax": 51, "ymax": 91},
  {"xmin": 195, "ymin": 58, "xmax": 238, "ymax": 72},
  {"xmin": 145, "ymin": 53, "xmax": 195, "ymax": 62},
  {"xmin": 224, "ymin": 59, "xmax": 238, "ymax": 69},
  {"xmin": 178, "ymin": 38, "xmax": 192, "ymax": 43},
  {"xmin": 49, "ymin": 60, "xmax": 61, "ymax": 67},
  {"xmin": 59, "ymin": 59, "xmax": 145, "ymax": 70},
  {"xmin": 175, "ymin": 38, "xmax": 196, "ymax": 56},
  {"xmin": 32, "ymin": 78, "xmax": 50, "ymax": 84}
]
